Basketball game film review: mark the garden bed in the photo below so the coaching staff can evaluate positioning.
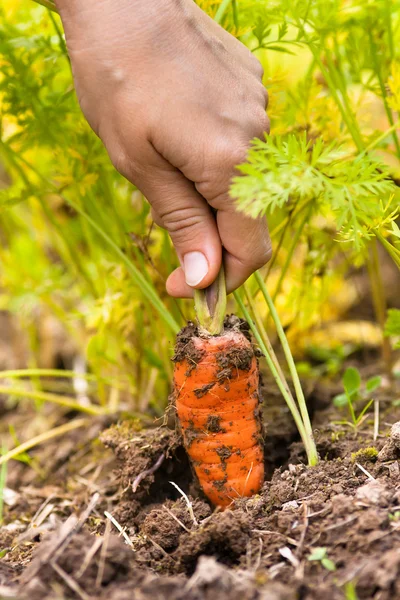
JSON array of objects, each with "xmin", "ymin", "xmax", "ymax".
[{"xmin": 1, "ymin": 372, "xmax": 400, "ymax": 600}]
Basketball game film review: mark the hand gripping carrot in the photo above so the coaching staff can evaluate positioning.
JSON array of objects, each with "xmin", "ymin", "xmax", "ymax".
[{"xmin": 173, "ymin": 285, "xmax": 264, "ymax": 508}]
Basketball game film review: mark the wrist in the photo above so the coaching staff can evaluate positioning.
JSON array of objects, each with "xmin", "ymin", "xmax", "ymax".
[
  {"xmin": 54, "ymin": 0, "xmax": 195, "ymax": 60},
  {"xmin": 54, "ymin": 0, "xmax": 190, "ymax": 30}
]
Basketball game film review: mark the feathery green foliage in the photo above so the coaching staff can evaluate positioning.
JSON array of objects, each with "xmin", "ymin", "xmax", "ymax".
[{"xmin": 232, "ymin": 134, "xmax": 398, "ymax": 251}]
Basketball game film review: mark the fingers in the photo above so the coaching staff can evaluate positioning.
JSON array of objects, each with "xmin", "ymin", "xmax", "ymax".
[
  {"xmin": 139, "ymin": 167, "xmax": 222, "ymax": 290},
  {"xmin": 219, "ymin": 210, "xmax": 271, "ymax": 291},
  {"xmin": 184, "ymin": 115, "xmax": 271, "ymax": 297},
  {"xmin": 166, "ymin": 212, "xmax": 271, "ymax": 298}
]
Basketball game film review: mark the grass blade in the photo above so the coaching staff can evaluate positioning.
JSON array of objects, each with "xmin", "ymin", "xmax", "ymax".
[
  {"xmin": 0, "ymin": 419, "xmax": 87, "ymax": 467},
  {"xmin": 0, "ymin": 386, "xmax": 109, "ymax": 416}
]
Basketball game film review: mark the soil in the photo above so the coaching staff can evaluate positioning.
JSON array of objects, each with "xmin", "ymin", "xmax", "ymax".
[{"xmin": 1, "ymin": 338, "xmax": 400, "ymax": 599}]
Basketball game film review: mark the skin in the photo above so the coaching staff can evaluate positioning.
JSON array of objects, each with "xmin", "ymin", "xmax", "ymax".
[
  {"xmin": 174, "ymin": 330, "xmax": 264, "ymax": 508},
  {"xmin": 55, "ymin": 0, "xmax": 271, "ymax": 297}
]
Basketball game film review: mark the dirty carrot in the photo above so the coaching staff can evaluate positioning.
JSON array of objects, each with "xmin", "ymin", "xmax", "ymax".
[{"xmin": 173, "ymin": 317, "xmax": 264, "ymax": 508}]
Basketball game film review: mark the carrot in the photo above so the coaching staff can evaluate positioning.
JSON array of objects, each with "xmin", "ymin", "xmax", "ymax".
[{"xmin": 173, "ymin": 318, "xmax": 264, "ymax": 508}]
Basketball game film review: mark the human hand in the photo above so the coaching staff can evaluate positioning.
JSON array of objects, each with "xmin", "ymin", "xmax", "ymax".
[{"xmin": 56, "ymin": 0, "xmax": 271, "ymax": 296}]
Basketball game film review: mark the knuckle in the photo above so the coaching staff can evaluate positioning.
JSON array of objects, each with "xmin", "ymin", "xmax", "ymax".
[
  {"xmin": 161, "ymin": 206, "xmax": 205, "ymax": 239},
  {"xmin": 217, "ymin": 134, "xmax": 250, "ymax": 167},
  {"xmin": 195, "ymin": 139, "xmax": 250, "ymax": 204},
  {"xmin": 252, "ymin": 57, "xmax": 264, "ymax": 80},
  {"xmin": 251, "ymin": 109, "xmax": 270, "ymax": 137},
  {"xmin": 228, "ymin": 143, "xmax": 251, "ymax": 169},
  {"xmin": 255, "ymin": 58, "xmax": 264, "ymax": 79},
  {"xmin": 261, "ymin": 85, "xmax": 269, "ymax": 107}
]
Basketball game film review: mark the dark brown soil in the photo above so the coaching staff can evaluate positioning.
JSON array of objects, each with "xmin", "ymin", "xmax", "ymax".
[{"xmin": 2, "ymin": 367, "xmax": 400, "ymax": 600}]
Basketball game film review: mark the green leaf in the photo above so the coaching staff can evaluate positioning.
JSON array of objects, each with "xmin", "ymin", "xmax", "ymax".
[
  {"xmin": 333, "ymin": 392, "xmax": 349, "ymax": 408},
  {"xmin": 265, "ymin": 44, "xmax": 296, "ymax": 55},
  {"xmin": 384, "ymin": 309, "xmax": 400, "ymax": 349},
  {"xmin": 385, "ymin": 309, "xmax": 400, "ymax": 337},
  {"xmin": 322, "ymin": 557, "xmax": 337, "ymax": 572},
  {"xmin": 230, "ymin": 133, "xmax": 396, "ymax": 252},
  {"xmin": 343, "ymin": 367, "xmax": 361, "ymax": 397},
  {"xmin": 366, "ymin": 376, "xmax": 381, "ymax": 393},
  {"xmin": 308, "ymin": 547, "xmax": 327, "ymax": 561},
  {"xmin": 391, "ymin": 221, "xmax": 400, "ymax": 239}
]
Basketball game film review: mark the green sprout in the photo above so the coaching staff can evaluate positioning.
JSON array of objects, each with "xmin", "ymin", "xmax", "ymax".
[
  {"xmin": 308, "ymin": 547, "xmax": 336, "ymax": 572},
  {"xmin": 333, "ymin": 367, "xmax": 381, "ymax": 429}
]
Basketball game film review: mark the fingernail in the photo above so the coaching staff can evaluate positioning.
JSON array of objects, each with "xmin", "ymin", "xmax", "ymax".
[{"xmin": 183, "ymin": 252, "xmax": 209, "ymax": 287}]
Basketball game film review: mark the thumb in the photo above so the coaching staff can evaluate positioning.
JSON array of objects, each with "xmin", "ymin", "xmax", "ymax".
[{"xmin": 140, "ymin": 169, "xmax": 222, "ymax": 290}]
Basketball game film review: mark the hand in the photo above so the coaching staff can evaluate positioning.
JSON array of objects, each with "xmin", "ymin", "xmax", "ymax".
[{"xmin": 56, "ymin": 0, "xmax": 271, "ymax": 296}]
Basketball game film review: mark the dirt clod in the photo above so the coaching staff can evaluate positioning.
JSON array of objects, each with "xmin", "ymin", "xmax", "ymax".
[{"xmin": 205, "ymin": 415, "xmax": 224, "ymax": 433}]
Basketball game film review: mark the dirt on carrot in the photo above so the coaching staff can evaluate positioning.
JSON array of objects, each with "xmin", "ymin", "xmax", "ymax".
[{"xmin": 172, "ymin": 316, "xmax": 264, "ymax": 508}]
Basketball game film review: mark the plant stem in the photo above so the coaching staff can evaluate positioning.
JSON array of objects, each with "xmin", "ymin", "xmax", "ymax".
[
  {"xmin": 254, "ymin": 271, "xmax": 318, "ymax": 465},
  {"xmin": 31, "ymin": 0, "xmax": 58, "ymax": 12},
  {"xmin": 265, "ymin": 207, "xmax": 293, "ymax": 278},
  {"xmin": 272, "ymin": 202, "xmax": 313, "ymax": 304},
  {"xmin": 368, "ymin": 30, "xmax": 400, "ymax": 159},
  {"xmin": 293, "ymin": 17, "xmax": 363, "ymax": 152},
  {"xmin": 0, "ymin": 386, "xmax": 109, "ymax": 416},
  {"xmin": 232, "ymin": 0, "xmax": 239, "ymax": 30},
  {"xmin": 376, "ymin": 232, "xmax": 400, "ymax": 269},
  {"xmin": 0, "ymin": 369, "xmax": 134, "ymax": 393},
  {"xmin": 347, "ymin": 395, "xmax": 357, "ymax": 426},
  {"xmin": 364, "ymin": 119, "xmax": 400, "ymax": 153},
  {"xmin": 374, "ymin": 399, "xmax": 379, "ymax": 441},
  {"xmin": 244, "ymin": 284, "xmax": 294, "ymax": 401},
  {"xmin": 366, "ymin": 239, "xmax": 392, "ymax": 376},
  {"xmin": 269, "ymin": 199, "xmax": 311, "ymax": 238},
  {"xmin": 384, "ymin": 0, "xmax": 394, "ymax": 61},
  {"xmin": 0, "ymin": 444, "xmax": 7, "ymax": 524},
  {"xmin": 0, "ymin": 419, "xmax": 87, "ymax": 467},
  {"xmin": 194, "ymin": 265, "xmax": 226, "ymax": 335},
  {"xmin": 323, "ymin": 48, "xmax": 364, "ymax": 151},
  {"xmin": 234, "ymin": 290, "xmax": 316, "ymax": 464},
  {"xmin": 214, "ymin": 0, "xmax": 232, "ymax": 24}
]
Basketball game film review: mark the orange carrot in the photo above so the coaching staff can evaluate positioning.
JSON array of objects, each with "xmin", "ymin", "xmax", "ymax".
[{"xmin": 173, "ymin": 320, "xmax": 264, "ymax": 508}]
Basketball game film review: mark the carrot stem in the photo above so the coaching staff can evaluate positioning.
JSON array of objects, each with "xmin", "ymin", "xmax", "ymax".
[
  {"xmin": 244, "ymin": 283, "xmax": 294, "ymax": 401},
  {"xmin": 367, "ymin": 239, "xmax": 392, "ymax": 376},
  {"xmin": 233, "ymin": 291, "xmax": 313, "ymax": 460},
  {"xmin": 194, "ymin": 265, "xmax": 227, "ymax": 335},
  {"xmin": 253, "ymin": 272, "xmax": 318, "ymax": 466},
  {"xmin": 214, "ymin": 0, "xmax": 233, "ymax": 24}
]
